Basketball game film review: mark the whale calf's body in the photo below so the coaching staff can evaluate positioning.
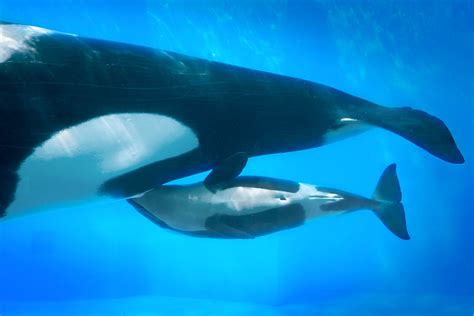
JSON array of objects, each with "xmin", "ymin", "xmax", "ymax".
[
  {"xmin": 130, "ymin": 164, "xmax": 410, "ymax": 240},
  {"xmin": 0, "ymin": 22, "xmax": 463, "ymax": 219}
]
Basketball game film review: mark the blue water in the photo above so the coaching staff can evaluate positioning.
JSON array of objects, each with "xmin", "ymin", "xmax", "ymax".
[{"xmin": 0, "ymin": 1, "xmax": 473, "ymax": 315}]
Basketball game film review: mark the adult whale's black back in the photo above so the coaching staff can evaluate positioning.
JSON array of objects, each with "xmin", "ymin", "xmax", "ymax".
[{"xmin": 0, "ymin": 22, "xmax": 464, "ymax": 217}]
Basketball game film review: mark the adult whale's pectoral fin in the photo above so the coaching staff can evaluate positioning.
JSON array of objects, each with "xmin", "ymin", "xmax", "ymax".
[
  {"xmin": 205, "ymin": 214, "xmax": 255, "ymax": 239},
  {"xmin": 204, "ymin": 152, "xmax": 248, "ymax": 193}
]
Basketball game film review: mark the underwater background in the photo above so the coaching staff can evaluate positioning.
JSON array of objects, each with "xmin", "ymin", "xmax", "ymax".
[{"xmin": 0, "ymin": 0, "xmax": 472, "ymax": 315}]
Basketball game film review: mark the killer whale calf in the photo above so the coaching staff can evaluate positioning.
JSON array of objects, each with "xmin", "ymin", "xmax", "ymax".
[
  {"xmin": 129, "ymin": 164, "xmax": 409, "ymax": 240},
  {"xmin": 0, "ymin": 22, "xmax": 464, "ymax": 219}
]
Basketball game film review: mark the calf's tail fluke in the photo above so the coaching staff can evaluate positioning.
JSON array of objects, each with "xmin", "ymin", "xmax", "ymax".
[
  {"xmin": 365, "ymin": 106, "xmax": 464, "ymax": 164},
  {"xmin": 371, "ymin": 164, "xmax": 410, "ymax": 240}
]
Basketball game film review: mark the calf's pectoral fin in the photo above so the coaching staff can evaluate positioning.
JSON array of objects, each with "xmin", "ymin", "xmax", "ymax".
[
  {"xmin": 205, "ymin": 214, "xmax": 255, "ymax": 239},
  {"xmin": 206, "ymin": 204, "xmax": 306, "ymax": 238}
]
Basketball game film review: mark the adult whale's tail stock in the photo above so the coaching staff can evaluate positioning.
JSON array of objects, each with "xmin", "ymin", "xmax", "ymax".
[{"xmin": 362, "ymin": 106, "xmax": 464, "ymax": 164}]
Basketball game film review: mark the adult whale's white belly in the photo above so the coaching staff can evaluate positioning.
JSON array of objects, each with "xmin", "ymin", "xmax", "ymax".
[{"xmin": 6, "ymin": 113, "xmax": 199, "ymax": 218}]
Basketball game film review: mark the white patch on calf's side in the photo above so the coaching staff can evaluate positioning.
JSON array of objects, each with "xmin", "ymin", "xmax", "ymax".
[
  {"xmin": 294, "ymin": 184, "xmax": 343, "ymax": 220},
  {"xmin": 7, "ymin": 113, "xmax": 199, "ymax": 217}
]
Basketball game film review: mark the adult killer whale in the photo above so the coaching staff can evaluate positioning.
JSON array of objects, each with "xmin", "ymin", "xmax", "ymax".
[
  {"xmin": 129, "ymin": 164, "xmax": 409, "ymax": 240},
  {"xmin": 0, "ymin": 22, "xmax": 464, "ymax": 218}
]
